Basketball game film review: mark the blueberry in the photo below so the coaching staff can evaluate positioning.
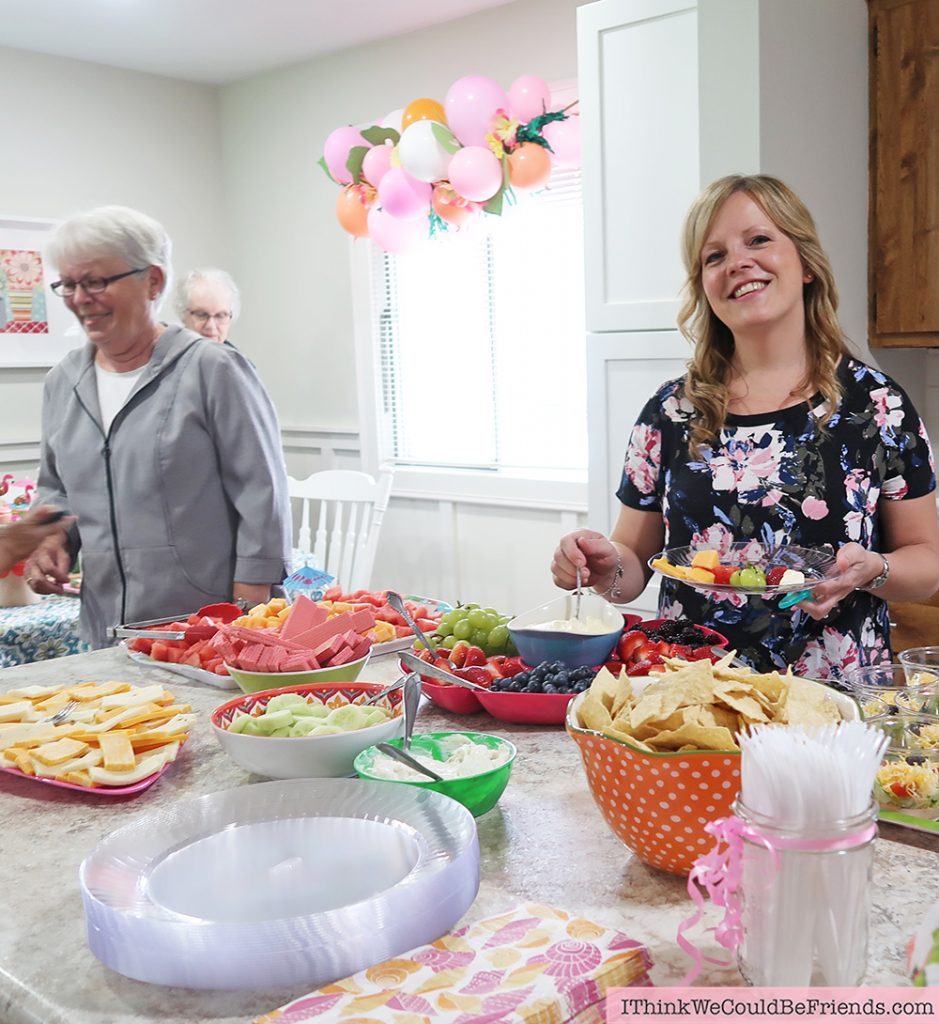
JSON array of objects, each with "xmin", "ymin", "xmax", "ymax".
[
  {"xmin": 544, "ymin": 683, "xmax": 558, "ymax": 693},
  {"xmin": 906, "ymin": 754, "xmax": 927, "ymax": 765},
  {"xmin": 555, "ymin": 671, "xmax": 570, "ymax": 687}
]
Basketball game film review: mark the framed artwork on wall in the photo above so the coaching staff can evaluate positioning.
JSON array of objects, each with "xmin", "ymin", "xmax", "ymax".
[{"xmin": 0, "ymin": 216, "xmax": 78, "ymax": 367}]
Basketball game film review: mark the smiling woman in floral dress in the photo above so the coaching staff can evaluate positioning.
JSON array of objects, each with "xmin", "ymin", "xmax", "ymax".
[{"xmin": 553, "ymin": 174, "xmax": 939, "ymax": 682}]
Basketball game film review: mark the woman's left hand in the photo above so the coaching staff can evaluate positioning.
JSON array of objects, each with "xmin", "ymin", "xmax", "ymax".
[{"xmin": 794, "ymin": 542, "xmax": 881, "ymax": 620}]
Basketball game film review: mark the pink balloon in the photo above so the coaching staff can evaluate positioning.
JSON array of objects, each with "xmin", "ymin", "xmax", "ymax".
[
  {"xmin": 362, "ymin": 144, "xmax": 393, "ymax": 187},
  {"xmin": 447, "ymin": 146, "xmax": 503, "ymax": 203},
  {"xmin": 324, "ymin": 126, "xmax": 369, "ymax": 184},
  {"xmin": 444, "ymin": 75, "xmax": 508, "ymax": 148},
  {"xmin": 542, "ymin": 116, "xmax": 581, "ymax": 168},
  {"xmin": 378, "ymin": 167, "xmax": 432, "ymax": 220},
  {"xmin": 507, "ymin": 75, "xmax": 551, "ymax": 124},
  {"xmin": 367, "ymin": 205, "xmax": 427, "ymax": 254}
]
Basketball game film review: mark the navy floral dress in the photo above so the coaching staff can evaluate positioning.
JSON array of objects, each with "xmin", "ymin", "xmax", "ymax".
[{"xmin": 616, "ymin": 358, "xmax": 936, "ymax": 684}]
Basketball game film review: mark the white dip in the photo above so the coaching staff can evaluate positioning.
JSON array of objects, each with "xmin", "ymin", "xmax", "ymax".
[
  {"xmin": 368, "ymin": 734, "xmax": 509, "ymax": 782},
  {"xmin": 524, "ymin": 616, "xmax": 612, "ymax": 635}
]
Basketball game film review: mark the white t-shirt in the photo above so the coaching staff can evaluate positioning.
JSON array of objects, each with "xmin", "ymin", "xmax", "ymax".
[{"xmin": 95, "ymin": 364, "xmax": 145, "ymax": 434}]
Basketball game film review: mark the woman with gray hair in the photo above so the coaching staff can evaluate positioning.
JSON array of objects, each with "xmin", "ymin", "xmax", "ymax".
[
  {"xmin": 25, "ymin": 205, "xmax": 291, "ymax": 648},
  {"xmin": 175, "ymin": 267, "xmax": 240, "ymax": 346}
]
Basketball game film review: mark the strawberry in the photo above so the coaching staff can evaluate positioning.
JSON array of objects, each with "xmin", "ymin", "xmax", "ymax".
[
  {"xmin": 629, "ymin": 657, "xmax": 655, "ymax": 676},
  {"xmin": 501, "ymin": 656, "xmax": 527, "ymax": 676},
  {"xmin": 463, "ymin": 645, "xmax": 488, "ymax": 667},
  {"xmin": 618, "ymin": 631, "xmax": 647, "ymax": 662},
  {"xmin": 449, "ymin": 641, "xmax": 470, "ymax": 668},
  {"xmin": 765, "ymin": 566, "xmax": 787, "ymax": 586},
  {"xmin": 457, "ymin": 666, "xmax": 492, "ymax": 688},
  {"xmin": 667, "ymin": 643, "xmax": 693, "ymax": 659},
  {"xmin": 689, "ymin": 647, "xmax": 717, "ymax": 661},
  {"xmin": 484, "ymin": 655, "xmax": 506, "ymax": 680},
  {"xmin": 711, "ymin": 565, "xmax": 738, "ymax": 585}
]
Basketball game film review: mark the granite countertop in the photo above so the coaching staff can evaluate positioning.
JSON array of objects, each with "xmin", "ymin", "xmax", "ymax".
[{"xmin": 0, "ymin": 648, "xmax": 936, "ymax": 1024}]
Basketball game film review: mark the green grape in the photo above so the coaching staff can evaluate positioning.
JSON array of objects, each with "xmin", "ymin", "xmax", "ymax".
[
  {"xmin": 452, "ymin": 619, "xmax": 473, "ymax": 641},
  {"xmin": 483, "ymin": 607, "xmax": 499, "ymax": 616},
  {"xmin": 471, "ymin": 628, "xmax": 490, "ymax": 648},
  {"xmin": 463, "ymin": 603, "xmax": 480, "ymax": 610},
  {"xmin": 439, "ymin": 611, "xmax": 460, "ymax": 630},
  {"xmin": 488, "ymin": 624, "xmax": 509, "ymax": 649},
  {"xmin": 467, "ymin": 609, "xmax": 490, "ymax": 630},
  {"xmin": 505, "ymin": 636, "xmax": 518, "ymax": 656}
]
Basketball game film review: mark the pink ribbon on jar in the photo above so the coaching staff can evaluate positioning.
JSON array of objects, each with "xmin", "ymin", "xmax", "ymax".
[{"xmin": 676, "ymin": 814, "xmax": 877, "ymax": 986}]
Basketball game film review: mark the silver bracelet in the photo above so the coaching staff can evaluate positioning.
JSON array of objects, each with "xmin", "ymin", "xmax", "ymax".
[
  {"xmin": 599, "ymin": 559, "xmax": 624, "ymax": 602},
  {"xmin": 856, "ymin": 552, "xmax": 890, "ymax": 592}
]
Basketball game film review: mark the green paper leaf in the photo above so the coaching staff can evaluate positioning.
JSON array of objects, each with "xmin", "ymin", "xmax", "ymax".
[
  {"xmin": 360, "ymin": 126, "xmax": 399, "ymax": 146},
  {"xmin": 318, "ymin": 156, "xmax": 338, "ymax": 184},
  {"xmin": 483, "ymin": 187, "xmax": 504, "ymax": 216},
  {"xmin": 346, "ymin": 145, "xmax": 369, "ymax": 185},
  {"xmin": 431, "ymin": 122, "xmax": 462, "ymax": 154}
]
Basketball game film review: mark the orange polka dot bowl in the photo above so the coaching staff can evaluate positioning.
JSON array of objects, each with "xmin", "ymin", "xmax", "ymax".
[{"xmin": 565, "ymin": 690, "xmax": 740, "ymax": 876}]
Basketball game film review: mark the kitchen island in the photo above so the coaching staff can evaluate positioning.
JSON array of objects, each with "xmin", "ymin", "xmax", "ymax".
[{"xmin": 0, "ymin": 647, "xmax": 936, "ymax": 1024}]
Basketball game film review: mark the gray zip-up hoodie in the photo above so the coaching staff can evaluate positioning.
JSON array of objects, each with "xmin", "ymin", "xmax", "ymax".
[{"xmin": 38, "ymin": 325, "xmax": 291, "ymax": 648}]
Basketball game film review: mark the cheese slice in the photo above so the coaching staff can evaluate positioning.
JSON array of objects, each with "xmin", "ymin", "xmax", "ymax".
[
  {"xmin": 0, "ymin": 701, "xmax": 34, "ymax": 723},
  {"xmin": 88, "ymin": 750, "xmax": 167, "ymax": 786},
  {"xmin": 32, "ymin": 737, "xmax": 90, "ymax": 766},
  {"xmin": 99, "ymin": 685, "xmax": 169, "ymax": 709},
  {"xmin": 32, "ymin": 748, "xmax": 103, "ymax": 778},
  {"xmin": 98, "ymin": 731, "xmax": 136, "ymax": 772}
]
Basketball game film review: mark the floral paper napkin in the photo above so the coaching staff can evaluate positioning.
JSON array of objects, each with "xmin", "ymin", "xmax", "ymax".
[{"xmin": 255, "ymin": 902, "xmax": 652, "ymax": 1023}]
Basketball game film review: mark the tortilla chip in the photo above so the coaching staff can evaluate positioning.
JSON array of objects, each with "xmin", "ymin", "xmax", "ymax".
[
  {"xmin": 578, "ymin": 691, "xmax": 614, "ymax": 733},
  {"xmin": 648, "ymin": 721, "xmax": 739, "ymax": 753}
]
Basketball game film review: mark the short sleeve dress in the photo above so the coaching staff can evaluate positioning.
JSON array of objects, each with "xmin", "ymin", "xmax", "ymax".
[{"xmin": 616, "ymin": 358, "xmax": 936, "ymax": 684}]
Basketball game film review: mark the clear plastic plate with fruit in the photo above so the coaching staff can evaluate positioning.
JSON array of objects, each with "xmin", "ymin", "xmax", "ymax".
[{"xmin": 648, "ymin": 542, "xmax": 841, "ymax": 597}]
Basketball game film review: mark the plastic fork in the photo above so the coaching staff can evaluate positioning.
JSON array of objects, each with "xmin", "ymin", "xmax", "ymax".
[
  {"xmin": 574, "ymin": 566, "xmax": 583, "ymax": 620},
  {"xmin": 45, "ymin": 700, "xmax": 77, "ymax": 725}
]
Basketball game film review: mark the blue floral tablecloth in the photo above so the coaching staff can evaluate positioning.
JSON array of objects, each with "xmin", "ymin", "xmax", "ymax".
[{"xmin": 0, "ymin": 595, "xmax": 90, "ymax": 668}]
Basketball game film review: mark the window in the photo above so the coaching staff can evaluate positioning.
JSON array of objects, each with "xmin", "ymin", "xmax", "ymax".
[{"xmin": 366, "ymin": 153, "xmax": 586, "ymax": 478}]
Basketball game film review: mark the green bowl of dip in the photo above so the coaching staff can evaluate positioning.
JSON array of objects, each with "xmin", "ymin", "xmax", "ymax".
[{"xmin": 354, "ymin": 730, "xmax": 516, "ymax": 817}]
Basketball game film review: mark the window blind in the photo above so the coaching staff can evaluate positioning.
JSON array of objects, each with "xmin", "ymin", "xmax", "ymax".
[{"xmin": 368, "ymin": 162, "xmax": 587, "ymax": 475}]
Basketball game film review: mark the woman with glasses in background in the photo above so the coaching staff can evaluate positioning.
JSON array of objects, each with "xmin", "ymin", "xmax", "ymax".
[
  {"xmin": 24, "ymin": 205, "xmax": 291, "ymax": 648},
  {"xmin": 175, "ymin": 267, "xmax": 240, "ymax": 347}
]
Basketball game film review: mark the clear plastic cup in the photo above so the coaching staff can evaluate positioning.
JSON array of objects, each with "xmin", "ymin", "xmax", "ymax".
[
  {"xmin": 864, "ymin": 710, "xmax": 939, "ymax": 820},
  {"xmin": 842, "ymin": 663, "xmax": 938, "ymax": 717},
  {"xmin": 898, "ymin": 647, "xmax": 939, "ymax": 704}
]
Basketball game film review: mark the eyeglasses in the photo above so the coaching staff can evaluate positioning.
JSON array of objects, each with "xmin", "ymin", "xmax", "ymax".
[
  {"xmin": 50, "ymin": 267, "xmax": 147, "ymax": 297},
  {"xmin": 187, "ymin": 310, "xmax": 232, "ymax": 325}
]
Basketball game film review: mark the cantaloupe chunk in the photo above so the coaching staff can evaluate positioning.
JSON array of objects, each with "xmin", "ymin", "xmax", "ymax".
[
  {"xmin": 691, "ymin": 550, "xmax": 720, "ymax": 570},
  {"xmin": 687, "ymin": 567, "xmax": 716, "ymax": 583}
]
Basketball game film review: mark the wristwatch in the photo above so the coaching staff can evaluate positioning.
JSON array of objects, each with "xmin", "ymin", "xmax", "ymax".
[
  {"xmin": 858, "ymin": 553, "xmax": 890, "ymax": 592},
  {"xmin": 233, "ymin": 596, "xmax": 251, "ymax": 611}
]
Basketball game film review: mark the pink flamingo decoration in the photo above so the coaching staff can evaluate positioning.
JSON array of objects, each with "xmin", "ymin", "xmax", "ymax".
[{"xmin": 0, "ymin": 474, "xmax": 12, "ymax": 497}]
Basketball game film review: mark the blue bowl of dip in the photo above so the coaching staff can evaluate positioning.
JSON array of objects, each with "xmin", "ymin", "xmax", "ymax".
[
  {"xmin": 507, "ymin": 593, "xmax": 624, "ymax": 668},
  {"xmin": 354, "ymin": 731, "xmax": 516, "ymax": 817}
]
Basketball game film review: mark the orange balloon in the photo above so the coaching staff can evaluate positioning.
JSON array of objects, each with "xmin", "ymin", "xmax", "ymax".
[
  {"xmin": 432, "ymin": 186, "xmax": 472, "ymax": 227},
  {"xmin": 335, "ymin": 186, "xmax": 372, "ymax": 238},
  {"xmin": 507, "ymin": 142, "xmax": 552, "ymax": 190},
  {"xmin": 401, "ymin": 97, "xmax": 447, "ymax": 130}
]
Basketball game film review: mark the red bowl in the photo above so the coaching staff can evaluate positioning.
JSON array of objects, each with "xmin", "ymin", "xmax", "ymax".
[
  {"xmin": 420, "ymin": 679, "xmax": 484, "ymax": 715},
  {"xmin": 621, "ymin": 612, "xmax": 643, "ymax": 630},
  {"xmin": 475, "ymin": 689, "xmax": 575, "ymax": 725}
]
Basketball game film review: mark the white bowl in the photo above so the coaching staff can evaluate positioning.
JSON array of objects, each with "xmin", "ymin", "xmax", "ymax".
[{"xmin": 211, "ymin": 682, "xmax": 404, "ymax": 778}]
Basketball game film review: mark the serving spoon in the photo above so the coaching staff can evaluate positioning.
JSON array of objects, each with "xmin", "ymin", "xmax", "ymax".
[
  {"xmin": 399, "ymin": 649, "xmax": 488, "ymax": 692},
  {"xmin": 374, "ymin": 742, "xmax": 444, "ymax": 782},
  {"xmin": 386, "ymin": 591, "xmax": 437, "ymax": 656}
]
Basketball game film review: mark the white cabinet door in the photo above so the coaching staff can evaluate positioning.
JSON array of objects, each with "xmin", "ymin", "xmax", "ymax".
[
  {"xmin": 578, "ymin": 0, "xmax": 700, "ymax": 333},
  {"xmin": 586, "ymin": 330, "xmax": 688, "ymax": 532},
  {"xmin": 586, "ymin": 330, "xmax": 689, "ymax": 612}
]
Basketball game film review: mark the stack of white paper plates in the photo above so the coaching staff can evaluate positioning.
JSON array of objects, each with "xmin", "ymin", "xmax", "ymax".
[{"xmin": 80, "ymin": 778, "xmax": 479, "ymax": 989}]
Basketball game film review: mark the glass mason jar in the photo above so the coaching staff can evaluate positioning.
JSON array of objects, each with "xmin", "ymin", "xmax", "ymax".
[{"xmin": 734, "ymin": 797, "xmax": 877, "ymax": 987}]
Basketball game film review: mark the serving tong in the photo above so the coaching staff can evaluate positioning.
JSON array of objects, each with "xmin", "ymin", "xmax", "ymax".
[
  {"xmin": 399, "ymin": 649, "xmax": 488, "ymax": 692},
  {"xmin": 106, "ymin": 602, "xmax": 242, "ymax": 642}
]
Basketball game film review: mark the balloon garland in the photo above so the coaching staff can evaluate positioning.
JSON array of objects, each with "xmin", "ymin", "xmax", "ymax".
[{"xmin": 320, "ymin": 74, "xmax": 580, "ymax": 254}]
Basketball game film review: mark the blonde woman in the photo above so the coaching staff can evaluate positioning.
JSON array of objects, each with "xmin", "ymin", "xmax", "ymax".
[{"xmin": 553, "ymin": 175, "xmax": 939, "ymax": 681}]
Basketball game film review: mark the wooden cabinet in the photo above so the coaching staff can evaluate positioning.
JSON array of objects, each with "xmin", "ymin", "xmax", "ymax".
[
  {"xmin": 889, "ymin": 592, "xmax": 939, "ymax": 653},
  {"xmin": 868, "ymin": 0, "xmax": 939, "ymax": 348}
]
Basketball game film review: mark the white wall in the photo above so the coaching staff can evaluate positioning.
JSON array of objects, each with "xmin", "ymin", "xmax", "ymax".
[{"xmin": 0, "ymin": 47, "xmax": 228, "ymax": 470}]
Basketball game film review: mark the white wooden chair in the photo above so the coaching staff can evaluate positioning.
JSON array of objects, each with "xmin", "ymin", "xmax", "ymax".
[{"xmin": 287, "ymin": 469, "xmax": 393, "ymax": 592}]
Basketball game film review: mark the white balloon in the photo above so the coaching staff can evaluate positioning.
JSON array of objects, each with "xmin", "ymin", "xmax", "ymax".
[
  {"xmin": 380, "ymin": 108, "xmax": 404, "ymax": 136},
  {"xmin": 397, "ymin": 120, "xmax": 453, "ymax": 183}
]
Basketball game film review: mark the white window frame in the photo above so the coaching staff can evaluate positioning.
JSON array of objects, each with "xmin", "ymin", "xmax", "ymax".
[{"xmin": 351, "ymin": 79, "xmax": 588, "ymax": 513}]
